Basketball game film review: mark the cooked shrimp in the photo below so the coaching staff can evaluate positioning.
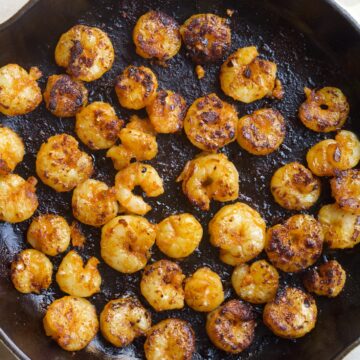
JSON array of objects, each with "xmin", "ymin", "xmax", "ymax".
[
  {"xmin": 133, "ymin": 11, "xmax": 181, "ymax": 61},
  {"xmin": 266, "ymin": 214, "xmax": 323, "ymax": 273},
  {"xmin": 330, "ymin": 169, "xmax": 360, "ymax": 215},
  {"xmin": 0, "ymin": 174, "xmax": 38, "ymax": 223},
  {"xmin": 43, "ymin": 74, "xmax": 88, "ymax": 117},
  {"xmin": 100, "ymin": 297, "xmax": 151, "ymax": 347},
  {"xmin": 70, "ymin": 221, "xmax": 86, "ymax": 248},
  {"xmin": 144, "ymin": 319, "xmax": 195, "ymax": 360},
  {"xmin": 75, "ymin": 102, "xmax": 124, "ymax": 150},
  {"xmin": 177, "ymin": 153, "xmax": 239, "ymax": 211},
  {"xmin": 140, "ymin": 259, "xmax": 185, "ymax": 311},
  {"xmin": 231, "ymin": 260, "xmax": 279, "ymax": 304},
  {"xmin": 36, "ymin": 134, "xmax": 93, "ymax": 192},
  {"xmin": 184, "ymin": 93, "xmax": 238, "ymax": 151},
  {"xmin": 115, "ymin": 65, "xmax": 158, "ymax": 110},
  {"xmin": 299, "ymin": 87, "xmax": 349, "ymax": 132},
  {"xmin": 306, "ymin": 130, "xmax": 360, "ymax": 176},
  {"xmin": 27, "ymin": 214, "xmax": 71, "ymax": 256},
  {"xmin": 0, "ymin": 127, "xmax": 25, "ymax": 174},
  {"xmin": 0, "ymin": 64, "xmax": 42, "ymax": 116},
  {"xmin": 126, "ymin": 114, "xmax": 157, "ymax": 135},
  {"xmin": 146, "ymin": 90, "xmax": 187, "ymax": 133},
  {"xmin": 318, "ymin": 203, "xmax": 360, "ymax": 249},
  {"xmin": 72, "ymin": 179, "xmax": 118, "ymax": 227},
  {"xmin": 263, "ymin": 287, "xmax": 317, "ymax": 339},
  {"xmin": 206, "ymin": 299, "xmax": 256, "ymax": 354},
  {"xmin": 237, "ymin": 108, "xmax": 286, "ymax": 155},
  {"xmin": 43, "ymin": 296, "xmax": 99, "ymax": 351},
  {"xmin": 209, "ymin": 202, "xmax": 266, "ymax": 266},
  {"xmin": 271, "ymin": 162, "xmax": 321, "ymax": 210},
  {"xmin": 55, "ymin": 25, "xmax": 114, "ymax": 82},
  {"xmin": 114, "ymin": 162, "xmax": 164, "ymax": 215},
  {"xmin": 156, "ymin": 213, "xmax": 202, "ymax": 258},
  {"xmin": 180, "ymin": 13, "xmax": 231, "ymax": 63},
  {"xmin": 101, "ymin": 215, "xmax": 156, "ymax": 273},
  {"xmin": 303, "ymin": 260, "xmax": 346, "ymax": 297},
  {"xmin": 184, "ymin": 267, "xmax": 224, "ymax": 312},
  {"xmin": 220, "ymin": 46, "xmax": 283, "ymax": 103},
  {"xmin": 11, "ymin": 249, "xmax": 52, "ymax": 294}
]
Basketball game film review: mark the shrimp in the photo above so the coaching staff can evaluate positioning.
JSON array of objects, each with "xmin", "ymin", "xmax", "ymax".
[
  {"xmin": 0, "ymin": 127, "xmax": 24, "ymax": 175},
  {"xmin": 155, "ymin": 213, "xmax": 203, "ymax": 258},
  {"xmin": 177, "ymin": 153, "xmax": 239, "ymax": 211},
  {"xmin": 209, "ymin": 202, "xmax": 266, "ymax": 266},
  {"xmin": 263, "ymin": 287, "xmax": 317, "ymax": 339},
  {"xmin": 55, "ymin": 25, "xmax": 114, "ymax": 82},
  {"xmin": 180, "ymin": 13, "xmax": 231, "ymax": 63},
  {"xmin": 140, "ymin": 259, "xmax": 185, "ymax": 311},
  {"xmin": 101, "ymin": 215, "xmax": 156, "ymax": 273},
  {"xmin": 114, "ymin": 162, "xmax": 164, "ymax": 215},
  {"xmin": 56, "ymin": 250, "xmax": 101, "ymax": 297},
  {"xmin": 231, "ymin": 260, "xmax": 279, "ymax": 304},
  {"xmin": 265, "ymin": 214, "xmax": 324, "ymax": 273},
  {"xmin": 43, "ymin": 296, "xmax": 99, "ymax": 351},
  {"xmin": 0, "ymin": 64, "xmax": 42, "ymax": 116},
  {"xmin": 184, "ymin": 93, "xmax": 238, "ymax": 151},
  {"xmin": 133, "ymin": 11, "xmax": 181, "ymax": 61},
  {"xmin": 184, "ymin": 267, "xmax": 224, "ymax": 312},
  {"xmin": 206, "ymin": 299, "xmax": 256, "ymax": 354},
  {"xmin": 220, "ymin": 46, "xmax": 283, "ymax": 103},
  {"xmin": 100, "ymin": 297, "xmax": 151, "ymax": 347},
  {"xmin": 270, "ymin": 162, "xmax": 321, "ymax": 210},
  {"xmin": 11, "ymin": 249, "xmax": 53, "ymax": 294},
  {"xmin": 299, "ymin": 87, "xmax": 349, "ymax": 132},
  {"xmin": 237, "ymin": 108, "xmax": 286, "ymax": 155}
]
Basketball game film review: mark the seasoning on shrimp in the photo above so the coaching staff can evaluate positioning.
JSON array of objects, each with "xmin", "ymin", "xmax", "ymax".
[{"xmin": 0, "ymin": 127, "xmax": 24, "ymax": 175}]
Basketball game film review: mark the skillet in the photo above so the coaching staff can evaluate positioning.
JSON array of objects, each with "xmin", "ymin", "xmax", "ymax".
[{"xmin": 0, "ymin": 0, "xmax": 360, "ymax": 359}]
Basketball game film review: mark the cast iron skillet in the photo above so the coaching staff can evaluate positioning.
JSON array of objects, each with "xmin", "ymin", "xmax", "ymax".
[{"xmin": 1, "ymin": 0, "xmax": 360, "ymax": 359}]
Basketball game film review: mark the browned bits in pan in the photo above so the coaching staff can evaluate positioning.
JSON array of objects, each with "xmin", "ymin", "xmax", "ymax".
[{"xmin": 0, "ymin": 127, "xmax": 24, "ymax": 175}]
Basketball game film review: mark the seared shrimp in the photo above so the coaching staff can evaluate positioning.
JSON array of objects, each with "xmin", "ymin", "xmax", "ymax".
[
  {"xmin": 11, "ymin": 249, "xmax": 53, "ymax": 294},
  {"xmin": 231, "ymin": 260, "xmax": 279, "ymax": 304},
  {"xmin": 115, "ymin": 162, "xmax": 164, "ymax": 215},
  {"xmin": 55, "ymin": 25, "xmax": 114, "ymax": 82},
  {"xmin": 43, "ymin": 296, "xmax": 99, "ymax": 351},
  {"xmin": 0, "ymin": 127, "xmax": 25, "ymax": 174},
  {"xmin": 303, "ymin": 260, "xmax": 346, "ymax": 297},
  {"xmin": 184, "ymin": 267, "xmax": 224, "ymax": 312},
  {"xmin": 140, "ymin": 259, "xmax": 185, "ymax": 311},
  {"xmin": 0, "ymin": 64, "xmax": 42, "ymax": 116},
  {"xmin": 56, "ymin": 250, "xmax": 101, "ymax": 297},
  {"xmin": 209, "ymin": 202, "xmax": 266, "ymax": 266},
  {"xmin": 237, "ymin": 108, "xmax": 285, "ymax": 155},
  {"xmin": 306, "ymin": 130, "xmax": 360, "ymax": 176},
  {"xmin": 146, "ymin": 90, "xmax": 187, "ymax": 133},
  {"xmin": 43, "ymin": 74, "xmax": 88, "ymax": 117},
  {"xmin": 220, "ymin": 46, "xmax": 283, "ymax": 103},
  {"xmin": 180, "ymin": 13, "xmax": 231, "ymax": 63},
  {"xmin": 156, "ymin": 213, "xmax": 203, "ymax": 258},
  {"xmin": 101, "ymin": 215, "xmax": 156, "ymax": 273},
  {"xmin": 100, "ymin": 297, "xmax": 151, "ymax": 347},
  {"xmin": 0, "ymin": 174, "xmax": 38, "ymax": 223},
  {"xmin": 115, "ymin": 65, "xmax": 158, "ymax": 110},
  {"xmin": 177, "ymin": 153, "xmax": 239, "ymax": 211},
  {"xmin": 75, "ymin": 102, "xmax": 124, "ymax": 150},
  {"xmin": 144, "ymin": 319, "xmax": 195, "ymax": 360},
  {"xmin": 184, "ymin": 93, "xmax": 238, "ymax": 151},
  {"xmin": 72, "ymin": 179, "xmax": 118, "ymax": 227},
  {"xmin": 318, "ymin": 203, "xmax": 360, "ymax": 249},
  {"xmin": 27, "ymin": 214, "xmax": 71, "ymax": 256},
  {"xmin": 36, "ymin": 134, "xmax": 93, "ymax": 192},
  {"xmin": 271, "ymin": 162, "xmax": 321, "ymax": 210},
  {"xmin": 126, "ymin": 114, "xmax": 157, "ymax": 135},
  {"xmin": 206, "ymin": 299, "xmax": 256, "ymax": 354},
  {"xmin": 263, "ymin": 287, "xmax": 317, "ymax": 339},
  {"xmin": 133, "ymin": 11, "xmax": 181, "ymax": 61},
  {"xmin": 299, "ymin": 87, "xmax": 349, "ymax": 132}
]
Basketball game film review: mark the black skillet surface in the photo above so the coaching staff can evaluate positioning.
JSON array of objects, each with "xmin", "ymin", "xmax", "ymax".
[{"xmin": 1, "ymin": 0, "xmax": 360, "ymax": 359}]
